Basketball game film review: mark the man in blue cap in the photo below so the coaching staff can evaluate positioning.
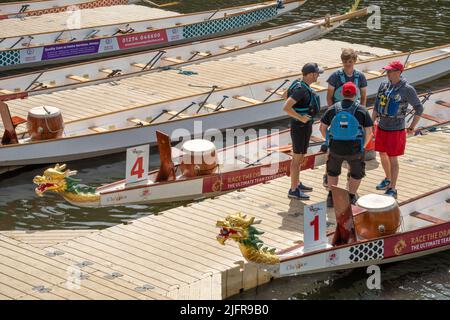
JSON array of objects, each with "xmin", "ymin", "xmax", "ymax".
[{"xmin": 283, "ymin": 62, "xmax": 323, "ymax": 200}]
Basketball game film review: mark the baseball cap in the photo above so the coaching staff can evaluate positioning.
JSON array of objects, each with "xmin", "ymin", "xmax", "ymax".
[
  {"xmin": 383, "ymin": 60, "xmax": 404, "ymax": 72},
  {"xmin": 342, "ymin": 81, "xmax": 357, "ymax": 97},
  {"xmin": 302, "ymin": 62, "xmax": 324, "ymax": 75}
]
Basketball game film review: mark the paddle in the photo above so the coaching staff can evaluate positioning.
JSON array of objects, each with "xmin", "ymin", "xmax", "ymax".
[
  {"xmin": 142, "ymin": 0, "xmax": 180, "ymax": 8},
  {"xmin": 168, "ymin": 102, "xmax": 197, "ymax": 120},
  {"xmin": 263, "ymin": 79, "xmax": 290, "ymax": 102},
  {"xmin": 405, "ymin": 90, "xmax": 433, "ymax": 124},
  {"xmin": 245, "ymin": 140, "xmax": 325, "ymax": 167}
]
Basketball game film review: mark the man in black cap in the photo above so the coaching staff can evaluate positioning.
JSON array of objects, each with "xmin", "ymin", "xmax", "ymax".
[{"xmin": 283, "ymin": 63, "xmax": 323, "ymax": 200}]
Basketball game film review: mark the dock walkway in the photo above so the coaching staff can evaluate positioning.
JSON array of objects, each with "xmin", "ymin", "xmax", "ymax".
[{"xmin": 0, "ymin": 130, "xmax": 449, "ymax": 299}]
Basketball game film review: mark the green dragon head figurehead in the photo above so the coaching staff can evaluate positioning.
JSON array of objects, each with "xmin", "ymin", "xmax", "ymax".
[{"xmin": 33, "ymin": 164, "xmax": 77, "ymax": 197}]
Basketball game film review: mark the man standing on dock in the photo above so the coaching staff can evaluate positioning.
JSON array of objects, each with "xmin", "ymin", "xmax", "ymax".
[
  {"xmin": 320, "ymin": 82, "xmax": 373, "ymax": 207},
  {"xmin": 283, "ymin": 63, "xmax": 323, "ymax": 200},
  {"xmin": 323, "ymin": 48, "xmax": 369, "ymax": 187},
  {"xmin": 372, "ymin": 61, "xmax": 424, "ymax": 199},
  {"xmin": 326, "ymin": 48, "xmax": 368, "ymax": 106}
]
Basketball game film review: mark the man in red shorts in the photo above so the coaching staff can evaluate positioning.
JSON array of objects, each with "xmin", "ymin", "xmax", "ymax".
[{"xmin": 372, "ymin": 61, "xmax": 424, "ymax": 198}]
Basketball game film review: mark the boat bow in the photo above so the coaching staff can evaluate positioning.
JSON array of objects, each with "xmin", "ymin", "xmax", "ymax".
[
  {"xmin": 216, "ymin": 212, "xmax": 280, "ymax": 265},
  {"xmin": 33, "ymin": 164, "xmax": 100, "ymax": 207}
]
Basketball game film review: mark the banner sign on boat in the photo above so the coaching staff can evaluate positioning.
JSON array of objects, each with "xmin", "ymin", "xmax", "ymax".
[
  {"xmin": 384, "ymin": 222, "xmax": 450, "ymax": 257},
  {"xmin": 303, "ymin": 201, "xmax": 328, "ymax": 253},
  {"xmin": 1, "ymin": 3, "xmax": 281, "ymax": 67},
  {"xmin": 41, "ymin": 40, "xmax": 101, "ymax": 60},
  {"xmin": 126, "ymin": 144, "xmax": 149, "ymax": 185},
  {"xmin": 201, "ymin": 156, "xmax": 315, "ymax": 193},
  {"xmin": 117, "ymin": 30, "xmax": 169, "ymax": 49}
]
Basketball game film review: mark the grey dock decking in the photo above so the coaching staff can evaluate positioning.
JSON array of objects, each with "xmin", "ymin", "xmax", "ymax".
[
  {"xmin": 0, "ymin": 5, "xmax": 179, "ymax": 39},
  {"xmin": 0, "ymin": 130, "xmax": 449, "ymax": 299}
]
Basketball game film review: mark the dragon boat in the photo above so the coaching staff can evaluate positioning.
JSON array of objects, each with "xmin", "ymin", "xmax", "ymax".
[
  {"xmin": 0, "ymin": 0, "xmax": 304, "ymax": 70},
  {"xmin": 32, "ymin": 88, "xmax": 449, "ymax": 207},
  {"xmin": 0, "ymin": 6, "xmax": 369, "ymax": 100},
  {"xmin": 0, "ymin": 0, "xmax": 134, "ymax": 19},
  {"xmin": 216, "ymin": 185, "xmax": 450, "ymax": 277},
  {"xmin": 1, "ymin": 47, "xmax": 449, "ymax": 172}
]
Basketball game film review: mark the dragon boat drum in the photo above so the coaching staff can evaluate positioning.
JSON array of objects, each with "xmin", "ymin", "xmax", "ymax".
[
  {"xmin": 353, "ymin": 194, "xmax": 401, "ymax": 239},
  {"xmin": 180, "ymin": 139, "xmax": 217, "ymax": 177},
  {"xmin": 27, "ymin": 106, "xmax": 64, "ymax": 141}
]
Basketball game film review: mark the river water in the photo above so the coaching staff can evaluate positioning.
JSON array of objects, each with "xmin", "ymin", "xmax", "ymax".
[{"xmin": 0, "ymin": 0, "xmax": 449, "ymax": 299}]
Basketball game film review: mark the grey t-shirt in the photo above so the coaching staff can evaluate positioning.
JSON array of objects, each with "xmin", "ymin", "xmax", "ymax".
[
  {"xmin": 375, "ymin": 79, "xmax": 424, "ymax": 131},
  {"xmin": 327, "ymin": 69, "xmax": 368, "ymax": 103}
]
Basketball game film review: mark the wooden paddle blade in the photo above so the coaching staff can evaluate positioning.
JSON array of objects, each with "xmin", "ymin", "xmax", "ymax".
[
  {"xmin": 0, "ymin": 101, "xmax": 19, "ymax": 145},
  {"xmin": 330, "ymin": 185, "xmax": 357, "ymax": 245},
  {"xmin": 155, "ymin": 131, "xmax": 176, "ymax": 182}
]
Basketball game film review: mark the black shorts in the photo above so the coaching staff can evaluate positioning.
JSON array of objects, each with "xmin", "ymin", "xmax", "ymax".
[
  {"xmin": 290, "ymin": 119, "xmax": 312, "ymax": 154},
  {"xmin": 327, "ymin": 152, "xmax": 365, "ymax": 180}
]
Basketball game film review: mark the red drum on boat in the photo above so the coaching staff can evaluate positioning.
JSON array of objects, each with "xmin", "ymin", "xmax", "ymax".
[
  {"xmin": 180, "ymin": 139, "xmax": 217, "ymax": 177},
  {"xmin": 354, "ymin": 194, "xmax": 401, "ymax": 239},
  {"xmin": 27, "ymin": 106, "xmax": 64, "ymax": 141}
]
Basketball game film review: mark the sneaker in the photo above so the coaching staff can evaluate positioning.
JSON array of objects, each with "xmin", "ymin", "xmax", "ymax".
[
  {"xmin": 326, "ymin": 192, "xmax": 333, "ymax": 208},
  {"xmin": 376, "ymin": 178, "xmax": 391, "ymax": 190},
  {"xmin": 322, "ymin": 174, "xmax": 328, "ymax": 188},
  {"xmin": 349, "ymin": 194, "xmax": 358, "ymax": 205},
  {"xmin": 385, "ymin": 188, "xmax": 398, "ymax": 199},
  {"xmin": 297, "ymin": 182, "xmax": 313, "ymax": 192},
  {"xmin": 288, "ymin": 188, "xmax": 310, "ymax": 200}
]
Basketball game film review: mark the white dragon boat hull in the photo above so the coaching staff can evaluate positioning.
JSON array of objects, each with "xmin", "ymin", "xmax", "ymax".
[
  {"xmin": 1, "ymin": 47, "xmax": 449, "ymax": 169},
  {"xmin": 0, "ymin": 0, "xmax": 133, "ymax": 19},
  {"xmin": 0, "ymin": 0, "xmax": 304, "ymax": 70},
  {"xmin": 32, "ymin": 88, "xmax": 449, "ymax": 207},
  {"xmin": 0, "ymin": 8, "xmax": 368, "ymax": 100}
]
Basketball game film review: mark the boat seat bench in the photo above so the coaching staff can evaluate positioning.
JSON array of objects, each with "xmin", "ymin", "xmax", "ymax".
[
  {"xmin": 203, "ymin": 103, "xmax": 227, "ymax": 111},
  {"xmin": 162, "ymin": 57, "xmax": 185, "ymax": 64},
  {"xmin": 127, "ymin": 118, "xmax": 150, "ymax": 126},
  {"xmin": 89, "ymin": 126, "xmax": 108, "ymax": 133},
  {"xmin": 409, "ymin": 211, "xmax": 447, "ymax": 224},
  {"xmin": 233, "ymin": 95, "xmax": 262, "ymax": 105},
  {"xmin": 265, "ymin": 88, "xmax": 285, "ymax": 97},
  {"xmin": 67, "ymin": 75, "xmax": 90, "ymax": 82},
  {"xmin": 166, "ymin": 110, "xmax": 189, "ymax": 118}
]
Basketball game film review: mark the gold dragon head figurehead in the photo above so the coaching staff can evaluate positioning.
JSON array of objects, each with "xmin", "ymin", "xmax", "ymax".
[
  {"xmin": 33, "ymin": 164, "xmax": 77, "ymax": 197},
  {"xmin": 216, "ymin": 213, "xmax": 279, "ymax": 265},
  {"xmin": 216, "ymin": 212, "xmax": 256, "ymax": 245}
]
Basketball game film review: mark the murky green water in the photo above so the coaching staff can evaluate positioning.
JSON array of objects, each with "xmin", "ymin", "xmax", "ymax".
[{"xmin": 0, "ymin": 0, "xmax": 449, "ymax": 299}]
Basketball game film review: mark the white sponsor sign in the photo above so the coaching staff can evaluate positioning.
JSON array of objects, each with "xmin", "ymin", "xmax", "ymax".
[
  {"xmin": 166, "ymin": 27, "xmax": 185, "ymax": 42},
  {"xmin": 303, "ymin": 201, "xmax": 328, "ymax": 253},
  {"xmin": 126, "ymin": 144, "xmax": 149, "ymax": 185},
  {"xmin": 20, "ymin": 47, "xmax": 44, "ymax": 64},
  {"xmin": 98, "ymin": 37, "xmax": 120, "ymax": 53}
]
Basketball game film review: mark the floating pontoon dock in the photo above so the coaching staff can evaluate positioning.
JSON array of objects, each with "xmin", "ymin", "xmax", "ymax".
[{"xmin": 0, "ymin": 130, "xmax": 449, "ymax": 299}]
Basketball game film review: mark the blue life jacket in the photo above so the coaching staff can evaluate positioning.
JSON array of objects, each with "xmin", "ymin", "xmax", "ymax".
[
  {"xmin": 333, "ymin": 69, "xmax": 361, "ymax": 103},
  {"xmin": 287, "ymin": 79, "xmax": 320, "ymax": 117},
  {"xmin": 374, "ymin": 81, "xmax": 407, "ymax": 118},
  {"xmin": 326, "ymin": 102, "xmax": 365, "ymax": 152}
]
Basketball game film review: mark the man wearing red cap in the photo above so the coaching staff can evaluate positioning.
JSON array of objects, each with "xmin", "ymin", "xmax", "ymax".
[
  {"xmin": 320, "ymin": 82, "xmax": 373, "ymax": 207},
  {"xmin": 372, "ymin": 61, "xmax": 424, "ymax": 199}
]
